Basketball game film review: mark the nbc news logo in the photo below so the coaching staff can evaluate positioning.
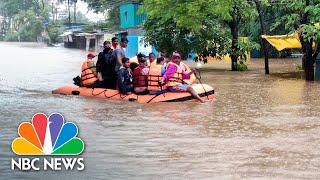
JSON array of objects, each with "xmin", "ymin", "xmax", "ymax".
[{"xmin": 11, "ymin": 113, "xmax": 85, "ymax": 171}]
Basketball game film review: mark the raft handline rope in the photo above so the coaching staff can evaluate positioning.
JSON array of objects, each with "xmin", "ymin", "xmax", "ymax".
[{"xmin": 91, "ymin": 88, "xmax": 107, "ymax": 96}]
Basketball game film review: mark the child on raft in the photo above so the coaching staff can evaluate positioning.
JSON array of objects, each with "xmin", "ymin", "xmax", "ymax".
[{"xmin": 117, "ymin": 57, "xmax": 133, "ymax": 94}]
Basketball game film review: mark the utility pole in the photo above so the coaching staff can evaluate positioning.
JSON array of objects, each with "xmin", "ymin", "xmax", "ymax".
[
  {"xmin": 52, "ymin": 2, "xmax": 55, "ymax": 23},
  {"xmin": 68, "ymin": 0, "xmax": 71, "ymax": 25},
  {"xmin": 74, "ymin": 0, "xmax": 77, "ymax": 24}
]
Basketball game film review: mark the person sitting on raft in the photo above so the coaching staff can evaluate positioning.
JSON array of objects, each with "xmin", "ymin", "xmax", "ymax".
[
  {"xmin": 147, "ymin": 56, "xmax": 167, "ymax": 95},
  {"xmin": 160, "ymin": 52, "xmax": 205, "ymax": 103},
  {"xmin": 81, "ymin": 52, "xmax": 99, "ymax": 88},
  {"xmin": 156, "ymin": 57, "xmax": 166, "ymax": 75},
  {"xmin": 179, "ymin": 60, "xmax": 196, "ymax": 85},
  {"xmin": 133, "ymin": 53, "xmax": 149, "ymax": 94},
  {"xmin": 148, "ymin": 52, "xmax": 156, "ymax": 67},
  {"xmin": 117, "ymin": 57, "xmax": 133, "ymax": 94}
]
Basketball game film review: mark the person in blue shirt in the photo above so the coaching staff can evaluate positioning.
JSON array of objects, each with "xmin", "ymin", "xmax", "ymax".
[{"xmin": 113, "ymin": 37, "xmax": 129, "ymax": 72}]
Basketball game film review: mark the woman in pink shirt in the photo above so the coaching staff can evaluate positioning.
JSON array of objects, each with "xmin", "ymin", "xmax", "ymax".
[{"xmin": 161, "ymin": 52, "xmax": 204, "ymax": 103}]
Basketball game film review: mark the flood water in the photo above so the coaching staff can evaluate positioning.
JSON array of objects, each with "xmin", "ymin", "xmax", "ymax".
[{"xmin": 0, "ymin": 42, "xmax": 320, "ymax": 179}]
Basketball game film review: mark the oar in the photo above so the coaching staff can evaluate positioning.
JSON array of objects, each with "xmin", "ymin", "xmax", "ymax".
[
  {"xmin": 158, "ymin": 80, "xmax": 166, "ymax": 97},
  {"xmin": 193, "ymin": 68, "xmax": 209, "ymax": 99}
]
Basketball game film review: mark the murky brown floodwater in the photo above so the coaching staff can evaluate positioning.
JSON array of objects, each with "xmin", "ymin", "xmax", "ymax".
[{"xmin": 0, "ymin": 42, "xmax": 319, "ymax": 179}]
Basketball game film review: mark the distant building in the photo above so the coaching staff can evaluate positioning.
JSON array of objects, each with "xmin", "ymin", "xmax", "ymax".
[
  {"xmin": 60, "ymin": 2, "xmax": 158, "ymax": 57},
  {"xmin": 118, "ymin": 2, "xmax": 157, "ymax": 58},
  {"xmin": 60, "ymin": 22, "xmax": 110, "ymax": 52},
  {"xmin": 119, "ymin": 3, "xmax": 146, "ymax": 30},
  {"xmin": 61, "ymin": 31, "xmax": 105, "ymax": 53},
  {"xmin": 61, "ymin": 31, "xmax": 86, "ymax": 49}
]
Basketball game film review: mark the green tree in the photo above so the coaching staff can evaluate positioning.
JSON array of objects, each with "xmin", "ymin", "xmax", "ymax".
[
  {"xmin": 142, "ymin": 0, "xmax": 258, "ymax": 70},
  {"xmin": 222, "ymin": 0, "xmax": 258, "ymax": 70},
  {"xmin": 58, "ymin": 0, "xmax": 83, "ymax": 24},
  {"xmin": 143, "ymin": 16, "xmax": 230, "ymax": 60},
  {"xmin": 105, "ymin": 7, "xmax": 120, "ymax": 31},
  {"xmin": 47, "ymin": 22, "xmax": 63, "ymax": 44},
  {"xmin": 0, "ymin": 0, "xmax": 56, "ymax": 42},
  {"xmin": 13, "ymin": 10, "xmax": 44, "ymax": 41},
  {"xmin": 82, "ymin": 0, "xmax": 141, "ymax": 12},
  {"xmin": 0, "ymin": 0, "xmax": 39, "ymax": 35},
  {"xmin": 271, "ymin": 0, "xmax": 320, "ymax": 80},
  {"xmin": 75, "ymin": 11, "xmax": 90, "ymax": 23},
  {"xmin": 81, "ymin": 0, "xmax": 123, "ymax": 31}
]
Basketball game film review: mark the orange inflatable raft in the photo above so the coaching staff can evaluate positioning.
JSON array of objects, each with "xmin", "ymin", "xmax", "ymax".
[{"xmin": 52, "ymin": 84, "xmax": 214, "ymax": 103}]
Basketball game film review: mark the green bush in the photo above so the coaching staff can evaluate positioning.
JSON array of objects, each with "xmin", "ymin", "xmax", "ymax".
[
  {"xmin": 18, "ymin": 23, "xmax": 43, "ymax": 42},
  {"xmin": 3, "ymin": 31, "xmax": 19, "ymax": 41},
  {"xmin": 235, "ymin": 60, "xmax": 248, "ymax": 71},
  {"xmin": 295, "ymin": 64, "xmax": 303, "ymax": 71},
  {"xmin": 47, "ymin": 24, "xmax": 63, "ymax": 44}
]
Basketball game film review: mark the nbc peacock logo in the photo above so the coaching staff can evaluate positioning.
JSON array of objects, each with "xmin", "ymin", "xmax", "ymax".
[{"xmin": 12, "ymin": 113, "xmax": 84, "ymax": 155}]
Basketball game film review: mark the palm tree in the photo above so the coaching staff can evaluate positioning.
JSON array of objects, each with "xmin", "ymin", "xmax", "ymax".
[
  {"xmin": 73, "ymin": 0, "xmax": 77, "ymax": 24},
  {"xmin": 57, "ymin": 0, "xmax": 71, "ymax": 24}
]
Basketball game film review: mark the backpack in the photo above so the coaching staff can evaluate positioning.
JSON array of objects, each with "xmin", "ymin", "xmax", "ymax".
[{"xmin": 73, "ymin": 76, "xmax": 83, "ymax": 87}]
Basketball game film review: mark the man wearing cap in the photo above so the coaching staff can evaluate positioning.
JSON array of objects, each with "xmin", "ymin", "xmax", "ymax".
[
  {"xmin": 112, "ymin": 37, "xmax": 129, "ymax": 72},
  {"xmin": 161, "ymin": 52, "xmax": 205, "ymax": 103},
  {"xmin": 81, "ymin": 52, "xmax": 99, "ymax": 87},
  {"xmin": 133, "ymin": 53, "xmax": 149, "ymax": 94}
]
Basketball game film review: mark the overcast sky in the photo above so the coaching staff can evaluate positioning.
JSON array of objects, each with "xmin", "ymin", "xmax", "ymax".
[
  {"xmin": 77, "ymin": 1, "xmax": 105, "ymax": 22},
  {"xmin": 56, "ymin": 0, "xmax": 105, "ymax": 22}
]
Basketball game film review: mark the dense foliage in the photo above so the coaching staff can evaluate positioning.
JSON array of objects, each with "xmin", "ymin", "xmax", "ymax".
[
  {"xmin": 0, "ymin": 0, "xmax": 48, "ymax": 41},
  {"xmin": 142, "ymin": 0, "xmax": 319, "ymax": 76},
  {"xmin": 0, "ymin": 0, "xmax": 91, "ymax": 43},
  {"xmin": 143, "ymin": 17, "xmax": 230, "ymax": 60},
  {"xmin": 1, "ymin": 0, "xmax": 319, "ymax": 79},
  {"xmin": 271, "ymin": 0, "xmax": 320, "ymax": 80},
  {"xmin": 141, "ymin": 0, "xmax": 260, "ymax": 70}
]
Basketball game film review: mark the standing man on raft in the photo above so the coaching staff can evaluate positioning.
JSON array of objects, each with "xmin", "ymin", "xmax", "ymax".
[
  {"xmin": 113, "ymin": 37, "xmax": 129, "ymax": 72},
  {"xmin": 96, "ymin": 41, "xmax": 117, "ymax": 89}
]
